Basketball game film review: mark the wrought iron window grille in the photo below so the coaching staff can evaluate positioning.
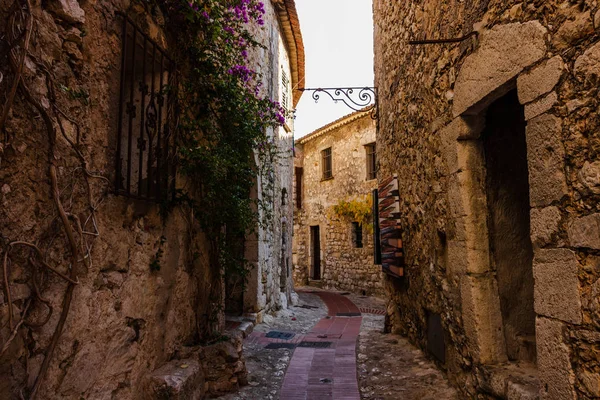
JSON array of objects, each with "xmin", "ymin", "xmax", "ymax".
[{"xmin": 115, "ymin": 14, "xmax": 178, "ymax": 202}]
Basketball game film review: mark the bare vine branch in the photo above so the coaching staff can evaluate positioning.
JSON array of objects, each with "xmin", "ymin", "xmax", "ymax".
[
  {"xmin": 0, "ymin": 298, "xmax": 31, "ymax": 357},
  {"xmin": 0, "ymin": 0, "xmax": 33, "ymax": 134}
]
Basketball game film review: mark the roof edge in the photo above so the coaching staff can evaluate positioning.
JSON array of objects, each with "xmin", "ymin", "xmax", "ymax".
[
  {"xmin": 296, "ymin": 108, "xmax": 372, "ymax": 145},
  {"xmin": 275, "ymin": 0, "xmax": 305, "ymax": 107}
]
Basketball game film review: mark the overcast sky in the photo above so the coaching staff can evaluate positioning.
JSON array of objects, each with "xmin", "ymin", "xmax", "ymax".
[{"xmin": 294, "ymin": 0, "xmax": 374, "ymax": 138}]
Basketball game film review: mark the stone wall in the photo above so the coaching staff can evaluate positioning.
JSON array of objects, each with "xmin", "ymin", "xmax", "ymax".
[
  {"xmin": 241, "ymin": 0, "xmax": 298, "ymax": 321},
  {"xmin": 0, "ymin": 0, "xmax": 296, "ymax": 398},
  {"xmin": 293, "ymin": 112, "xmax": 383, "ymax": 296},
  {"xmin": 374, "ymin": 0, "xmax": 600, "ymax": 398}
]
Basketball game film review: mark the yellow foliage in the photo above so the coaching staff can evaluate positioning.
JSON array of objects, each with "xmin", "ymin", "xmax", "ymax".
[{"xmin": 332, "ymin": 196, "xmax": 373, "ymax": 233}]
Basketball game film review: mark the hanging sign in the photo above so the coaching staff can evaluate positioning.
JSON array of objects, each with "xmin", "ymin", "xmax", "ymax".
[{"xmin": 378, "ymin": 174, "xmax": 404, "ymax": 278}]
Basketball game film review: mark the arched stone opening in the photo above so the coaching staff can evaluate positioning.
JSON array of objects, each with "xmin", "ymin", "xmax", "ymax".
[
  {"xmin": 441, "ymin": 18, "xmax": 579, "ymax": 399},
  {"xmin": 481, "ymin": 90, "xmax": 535, "ymax": 363}
]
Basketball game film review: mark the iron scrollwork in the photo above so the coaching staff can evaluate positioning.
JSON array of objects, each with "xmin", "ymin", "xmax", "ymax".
[{"xmin": 300, "ymin": 87, "xmax": 378, "ymax": 119}]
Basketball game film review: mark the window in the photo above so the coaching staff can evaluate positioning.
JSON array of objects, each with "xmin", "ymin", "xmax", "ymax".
[
  {"xmin": 352, "ymin": 222, "xmax": 363, "ymax": 248},
  {"xmin": 365, "ymin": 143, "xmax": 377, "ymax": 180},
  {"xmin": 115, "ymin": 15, "xmax": 178, "ymax": 201},
  {"xmin": 281, "ymin": 67, "xmax": 290, "ymax": 113},
  {"xmin": 281, "ymin": 67, "xmax": 291, "ymax": 130},
  {"xmin": 321, "ymin": 147, "xmax": 333, "ymax": 180},
  {"xmin": 295, "ymin": 167, "xmax": 303, "ymax": 209}
]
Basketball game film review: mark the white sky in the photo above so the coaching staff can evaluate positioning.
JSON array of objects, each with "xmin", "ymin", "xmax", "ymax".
[{"xmin": 293, "ymin": 0, "xmax": 374, "ymax": 138}]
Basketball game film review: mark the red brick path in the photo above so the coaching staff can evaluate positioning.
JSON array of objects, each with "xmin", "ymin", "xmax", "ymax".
[{"xmin": 278, "ymin": 291, "xmax": 362, "ymax": 400}]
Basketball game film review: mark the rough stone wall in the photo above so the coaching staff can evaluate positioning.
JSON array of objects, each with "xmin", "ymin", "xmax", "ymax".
[
  {"xmin": 242, "ymin": 0, "xmax": 296, "ymax": 321},
  {"xmin": 374, "ymin": 0, "xmax": 600, "ymax": 398},
  {"xmin": 293, "ymin": 114, "xmax": 383, "ymax": 296},
  {"xmin": 0, "ymin": 0, "xmax": 266, "ymax": 398}
]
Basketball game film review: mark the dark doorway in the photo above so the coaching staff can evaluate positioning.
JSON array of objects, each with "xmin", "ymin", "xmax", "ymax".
[
  {"xmin": 482, "ymin": 90, "xmax": 536, "ymax": 363},
  {"xmin": 310, "ymin": 226, "xmax": 321, "ymax": 280}
]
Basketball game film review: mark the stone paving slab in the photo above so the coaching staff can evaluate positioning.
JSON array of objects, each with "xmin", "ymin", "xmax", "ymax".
[{"xmin": 279, "ymin": 290, "xmax": 362, "ymax": 400}]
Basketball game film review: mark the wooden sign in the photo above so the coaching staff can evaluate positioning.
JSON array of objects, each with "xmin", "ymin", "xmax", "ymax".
[{"xmin": 378, "ymin": 175, "xmax": 404, "ymax": 278}]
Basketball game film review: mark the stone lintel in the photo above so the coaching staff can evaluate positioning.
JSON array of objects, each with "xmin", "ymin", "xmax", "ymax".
[
  {"xmin": 517, "ymin": 56, "xmax": 564, "ymax": 104},
  {"xmin": 453, "ymin": 21, "xmax": 547, "ymax": 117}
]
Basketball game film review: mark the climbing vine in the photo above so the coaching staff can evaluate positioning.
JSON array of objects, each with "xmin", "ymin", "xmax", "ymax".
[
  {"xmin": 0, "ymin": 0, "xmax": 109, "ymax": 397},
  {"xmin": 0, "ymin": 0, "xmax": 284, "ymax": 394},
  {"xmin": 145, "ymin": 0, "xmax": 289, "ymax": 334},
  {"xmin": 152, "ymin": 0, "xmax": 288, "ymax": 275},
  {"xmin": 332, "ymin": 196, "xmax": 374, "ymax": 233}
]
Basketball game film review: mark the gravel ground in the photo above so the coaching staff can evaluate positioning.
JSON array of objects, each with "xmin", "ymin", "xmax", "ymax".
[{"xmin": 216, "ymin": 292, "xmax": 326, "ymax": 400}]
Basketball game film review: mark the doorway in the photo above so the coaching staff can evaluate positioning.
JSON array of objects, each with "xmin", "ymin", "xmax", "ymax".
[
  {"xmin": 482, "ymin": 90, "xmax": 536, "ymax": 363},
  {"xmin": 310, "ymin": 226, "xmax": 321, "ymax": 280}
]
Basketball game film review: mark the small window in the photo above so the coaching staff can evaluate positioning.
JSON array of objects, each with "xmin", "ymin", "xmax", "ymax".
[
  {"xmin": 365, "ymin": 143, "xmax": 377, "ymax": 180},
  {"xmin": 321, "ymin": 147, "xmax": 333, "ymax": 180},
  {"xmin": 116, "ymin": 16, "xmax": 178, "ymax": 201},
  {"xmin": 295, "ymin": 167, "xmax": 303, "ymax": 209},
  {"xmin": 352, "ymin": 222, "xmax": 363, "ymax": 248}
]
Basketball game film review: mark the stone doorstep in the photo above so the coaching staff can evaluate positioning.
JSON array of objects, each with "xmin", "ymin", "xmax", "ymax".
[
  {"xmin": 478, "ymin": 363, "xmax": 540, "ymax": 400},
  {"xmin": 225, "ymin": 316, "xmax": 255, "ymax": 338},
  {"xmin": 308, "ymin": 279, "xmax": 324, "ymax": 288},
  {"xmin": 143, "ymin": 358, "xmax": 204, "ymax": 400}
]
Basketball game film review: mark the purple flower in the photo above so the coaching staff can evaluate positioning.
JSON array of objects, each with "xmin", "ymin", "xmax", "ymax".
[
  {"xmin": 227, "ymin": 64, "xmax": 255, "ymax": 83},
  {"xmin": 201, "ymin": 11, "xmax": 210, "ymax": 20}
]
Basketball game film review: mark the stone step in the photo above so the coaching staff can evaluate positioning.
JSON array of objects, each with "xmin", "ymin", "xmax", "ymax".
[
  {"xmin": 478, "ymin": 362, "xmax": 539, "ymax": 400},
  {"xmin": 143, "ymin": 359, "xmax": 204, "ymax": 400}
]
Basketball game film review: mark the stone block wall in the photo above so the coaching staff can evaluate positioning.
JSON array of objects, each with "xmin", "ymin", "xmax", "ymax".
[
  {"xmin": 374, "ymin": 0, "xmax": 600, "ymax": 398},
  {"xmin": 293, "ymin": 112, "xmax": 383, "ymax": 296},
  {"xmin": 0, "ymin": 0, "xmax": 295, "ymax": 397},
  {"xmin": 241, "ymin": 0, "xmax": 298, "ymax": 321}
]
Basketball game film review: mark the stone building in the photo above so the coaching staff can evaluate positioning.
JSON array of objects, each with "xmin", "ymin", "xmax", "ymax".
[
  {"xmin": 0, "ymin": 0, "xmax": 302, "ymax": 398},
  {"xmin": 374, "ymin": 1, "xmax": 600, "ymax": 398},
  {"xmin": 240, "ymin": 0, "xmax": 305, "ymax": 321},
  {"xmin": 293, "ymin": 110, "xmax": 383, "ymax": 295}
]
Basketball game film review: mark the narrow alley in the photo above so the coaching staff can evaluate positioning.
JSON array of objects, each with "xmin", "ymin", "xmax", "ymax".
[
  {"xmin": 219, "ymin": 289, "xmax": 457, "ymax": 400},
  {"xmin": 2, "ymin": 0, "xmax": 600, "ymax": 399}
]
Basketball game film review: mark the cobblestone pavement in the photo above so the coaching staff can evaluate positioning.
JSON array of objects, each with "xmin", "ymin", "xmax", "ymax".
[
  {"xmin": 357, "ymin": 315, "xmax": 459, "ymax": 399},
  {"xmin": 218, "ymin": 288, "xmax": 458, "ymax": 400},
  {"xmin": 217, "ymin": 292, "xmax": 326, "ymax": 400}
]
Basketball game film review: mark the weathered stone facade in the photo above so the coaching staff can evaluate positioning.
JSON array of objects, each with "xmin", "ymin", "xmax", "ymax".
[
  {"xmin": 0, "ymin": 0, "xmax": 302, "ymax": 398},
  {"xmin": 374, "ymin": 1, "xmax": 600, "ymax": 398},
  {"xmin": 293, "ymin": 111, "xmax": 383, "ymax": 295},
  {"xmin": 241, "ymin": 0, "xmax": 304, "ymax": 321}
]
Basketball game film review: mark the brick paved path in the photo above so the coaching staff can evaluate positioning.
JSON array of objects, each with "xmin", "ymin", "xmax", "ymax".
[{"xmin": 278, "ymin": 290, "xmax": 362, "ymax": 400}]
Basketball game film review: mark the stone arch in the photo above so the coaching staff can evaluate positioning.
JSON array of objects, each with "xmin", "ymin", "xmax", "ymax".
[{"xmin": 443, "ymin": 18, "xmax": 579, "ymax": 399}]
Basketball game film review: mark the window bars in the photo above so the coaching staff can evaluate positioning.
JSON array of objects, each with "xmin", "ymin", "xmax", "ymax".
[
  {"xmin": 115, "ymin": 14, "xmax": 178, "ymax": 201},
  {"xmin": 321, "ymin": 147, "xmax": 332, "ymax": 180}
]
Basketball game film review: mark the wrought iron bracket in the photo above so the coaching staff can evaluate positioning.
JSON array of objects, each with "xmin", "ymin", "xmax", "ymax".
[{"xmin": 299, "ymin": 87, "xmax": 378, "ymax": 119}]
